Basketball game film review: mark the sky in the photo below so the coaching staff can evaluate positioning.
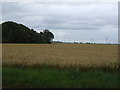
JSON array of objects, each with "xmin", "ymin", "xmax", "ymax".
[{"xmin": 2, "ymin": 2, "xmax": 118, "ymax": 43}]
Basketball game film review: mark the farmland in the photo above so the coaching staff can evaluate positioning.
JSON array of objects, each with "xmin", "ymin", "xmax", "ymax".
[
  {"xmin": 2, "ymin": 43, "xmax": 119, "ymax": 88},
  {"xmin": 2, "ymin": 43, "xmax": 118, "ymax": 69}
]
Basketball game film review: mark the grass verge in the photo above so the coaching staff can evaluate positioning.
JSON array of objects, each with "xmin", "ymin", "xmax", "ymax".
[{"xmin": 2, "ymin": 67, "xmax": 119, "ymax": 88}]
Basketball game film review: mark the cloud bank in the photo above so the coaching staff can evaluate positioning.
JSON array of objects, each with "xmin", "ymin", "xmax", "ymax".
[{"xmin": 2, "ymin": 2, "xmax": 118, "ymax": 43}]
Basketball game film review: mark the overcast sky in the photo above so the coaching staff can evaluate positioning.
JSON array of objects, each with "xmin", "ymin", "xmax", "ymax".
[{"xmin": 2, "ymin": 2, "xmax": 118, "ymax": 43}]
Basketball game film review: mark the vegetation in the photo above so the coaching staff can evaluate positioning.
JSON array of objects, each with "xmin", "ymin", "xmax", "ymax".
[
  {"xmin": 2, "ymin": 21, "xmax": 54, "ymax": 43},
  {"xmin": 2, "ymin": 21, "xmax": 119, "ymax": 88},
  {"xmin": 2, "ymin": 43, "xmax": 119, "ymax": 88},
  {"xmin": 3, "ymin": 44, "xmax": 118, "ymax": 70},
  {"xmin": 3, "ymin": 67, "xmax": 119, "ymax": 88}
]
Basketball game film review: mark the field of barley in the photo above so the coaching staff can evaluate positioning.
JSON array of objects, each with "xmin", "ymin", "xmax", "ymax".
[
  {"xmin": 2, "ymin": 43, "xmax": 118, "ymax": 70},
  {"xmin": 2, "ymin": 43, "xmax": 119, "ymax": 88}
]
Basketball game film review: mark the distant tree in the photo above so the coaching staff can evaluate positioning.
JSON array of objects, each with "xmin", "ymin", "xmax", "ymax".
[
  {"xmin": 0, "ymin": 24, "xmax": 2, "ymax": 43},
  {"xmin": 43, "ymin": 29, "xmax": 54, "ymax": 43},
  {"xmin": 2, "ymin": 21, "xmax": 54, "ymax": 44}
]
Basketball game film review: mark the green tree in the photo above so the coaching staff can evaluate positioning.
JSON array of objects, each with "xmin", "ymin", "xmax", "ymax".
[
  {"xmin": 2, "ymin": 21, "xmax": 54, "ymax": 44},
  {"xmin": 43, "ymin": 29, "xmax": 54, "ymax": 43}
]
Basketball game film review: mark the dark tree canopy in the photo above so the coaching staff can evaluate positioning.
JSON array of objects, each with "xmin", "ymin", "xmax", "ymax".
[
  {"xmin": 2, "ymin": 21, "xmax": 54, "ymax": 43},
  {"xmin": 43, "ymin": 29, "xmax": 54, "ymax": 43}
]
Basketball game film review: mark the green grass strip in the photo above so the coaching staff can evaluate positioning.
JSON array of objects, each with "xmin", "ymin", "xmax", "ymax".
[{"xmin": 2, "ymin": 67, "xmax": 119, "ymax": 88}]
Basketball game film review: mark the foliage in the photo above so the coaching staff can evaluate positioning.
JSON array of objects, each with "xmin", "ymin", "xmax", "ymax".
[
  {"xmin": 3, "ymin": 67, "xmax": 119, "ymax": 88},
  {"xmin": 2, "ymin": 21, "xmax": 54, "ymax": 43}
]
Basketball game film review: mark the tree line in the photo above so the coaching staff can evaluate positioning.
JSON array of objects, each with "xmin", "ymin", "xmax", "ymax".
[{"xmin": 2, "ymin": 21, "xmax": 54, "ymax": 43}]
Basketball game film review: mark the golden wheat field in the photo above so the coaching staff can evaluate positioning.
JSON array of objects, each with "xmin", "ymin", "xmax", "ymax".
[{"xmin": 2, "ymin": 43, "xmax": 119, "ymax": 69}]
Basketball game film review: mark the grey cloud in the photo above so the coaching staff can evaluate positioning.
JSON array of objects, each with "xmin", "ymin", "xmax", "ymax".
[
  {"xmin": 2, "ymin": 2, "xmax": 118, "ymax": 43},
  {"xmin": 2, "ymin": 2, "xmax": 117, "ymax": 31}
]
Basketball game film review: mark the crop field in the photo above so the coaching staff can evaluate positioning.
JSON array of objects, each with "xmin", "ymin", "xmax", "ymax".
[
  {"xmin": 2, "ymin": 43, "xmax": 119, "ymax": 88},
  {"xmin": 2, "ymin": 43, "xmax": 118, "ymax": 70}
]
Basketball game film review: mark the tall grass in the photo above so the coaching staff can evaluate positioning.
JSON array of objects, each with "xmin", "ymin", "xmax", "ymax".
[
  {"xmin": 2, "ymin": 44, "xmax": 119, "ymax": 88},
  {"xmin": 2, "ymin": 44, "xmax": 118, "ymax": 71},
  {"xmin": 3, "ymin": 67, "xmax": 119, "ymax": 88}
]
